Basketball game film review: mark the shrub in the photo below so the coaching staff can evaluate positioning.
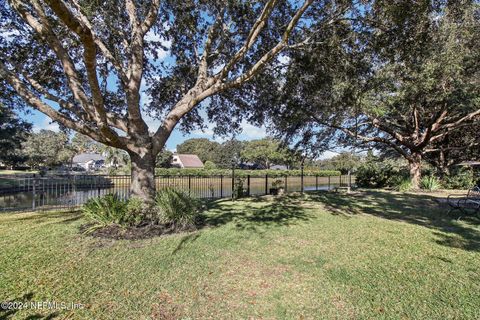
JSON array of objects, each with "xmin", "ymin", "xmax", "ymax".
[
  {"xmin": 82, "ymin": 194, "xmax": 149, "ymax": 233},
  {"xmin": 233, "ymin": 177, "xmax": 246, "ymax": 199},
  {"xmin": 154, "ymin": 167, "xmax": 341, "ymax": 177},
  {"xmin": 204, "ymin": 161, "xmax": 217, "ymax": 170},
  {"xmin": 82, "ymin": 194, "xmax": 132, "ymax": 232},
  {"xmin": 420, "ymin": 175, "xmax": 441, "ymax": 191},
  {"xmin": 154, "ymin": 187, "xmax": 199, "ymax": 229},
  {"xmin": 126, "ymin": 197, "xmax": 150, "ymax": 225},
  {"xmin": 396, "ymin": 179, "xmax": 413, "ymax": 192},
  {"xmin": 272, "ymin": 179, "xmax": 284, "ymax": 188},
  {"xmin": 442, "ymin": 168, "xmax": 475, "ymax": 189},
  {"xmin": 355, "ymin": 162, "xmax": 395, "ymax": 188}
]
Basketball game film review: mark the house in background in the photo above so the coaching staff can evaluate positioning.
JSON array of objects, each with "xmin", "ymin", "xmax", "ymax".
[
  {"xmin": 72, "ymin": 153, "xmax": 106, "ymax": 171},
  {"xmin": 171, "ymin": 154, "xmax": 204, "ymax": 168}
]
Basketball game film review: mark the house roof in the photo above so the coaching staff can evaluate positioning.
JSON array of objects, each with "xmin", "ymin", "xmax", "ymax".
[
  {"xmin": 174, "ymin": 154, "xmax": 204, "ymax": 168},
  {"xmin": 73, "ymin": 153, "xmax": 105, "ymax": 163}
]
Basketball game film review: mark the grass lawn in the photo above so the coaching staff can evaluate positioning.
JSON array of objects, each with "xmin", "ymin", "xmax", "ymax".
[
  {"xmin": 0, "ymin": 170, "xmax": 37, "ymax": 175},
  {"xmin": 1, "ymin": 190, "xmax": 479, "ymax": 319}
]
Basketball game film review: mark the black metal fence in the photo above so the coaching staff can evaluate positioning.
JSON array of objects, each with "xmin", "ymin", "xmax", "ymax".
[{"xmin": 0, "ymin": 174, "xmax": 355, "ymax": 212}]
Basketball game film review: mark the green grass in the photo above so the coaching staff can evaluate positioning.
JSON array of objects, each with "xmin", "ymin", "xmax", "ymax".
[
  {"xmin": 1, "ymin": 190, "xmax": 479, "ymax": 319},
  {"xmin": 0, "ymin": 170, "xmax": 37, "ymax": 175}
]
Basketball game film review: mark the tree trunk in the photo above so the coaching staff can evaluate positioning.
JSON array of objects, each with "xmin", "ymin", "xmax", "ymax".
[
  {"xmin": 130, "ymin": 151, "xmax": 156, "ymax": 202},
  {"xmin": 408, "ymin": 153, "xmax": 422, "ymax": 189},
  {"xmin": 437, "ymin": 148, "xmax": 451, "ymax": 178}
]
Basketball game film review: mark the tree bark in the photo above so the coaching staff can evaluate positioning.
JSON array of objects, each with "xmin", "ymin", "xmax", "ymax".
[
  {"xmin": 408, "ymin": 152, "xmax": 422, "ymax": 189},
  {"xmin": 129, "ymin": 151, "xmax": 156, "ymax": 203}
]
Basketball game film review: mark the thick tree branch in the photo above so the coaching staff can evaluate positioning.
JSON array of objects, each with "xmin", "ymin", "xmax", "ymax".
[
  {"xmin": 124, "ymin": 0, "xmax": 149, "ymax": 136},
  {"xmin": 11, "ymin": 0, "xmax": 95, "ymax": 118},
  {"xmin": 141, "ymin": 0, "xmax": 161, "ymax": 35},
  {"xmin": 69, "ymin": 0, "xmax": 129, "ymax": 85},
  {"xmin": 0, "ymin": 62, "xmax": 108, "ymax": 143},
  {"xmin": 214, "ymin": 0, "xmax": 278, "ymax": 81},
  {"xmin": 220, "ymin": 0, "xmax": 314, "ymax": 89},
  {"xmin": 307, "ymin": 112, "xmax": 411, "ymax": 159},
  {"xmin": 36, "ymin": 0, "xmax": 126, "ymax": 144},
  {"xmin": 197, "ymin": 13, "xmax": 224, "ymax": 81}
]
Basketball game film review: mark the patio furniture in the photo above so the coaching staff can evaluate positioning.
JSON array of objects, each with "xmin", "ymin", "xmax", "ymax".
[{"xmin": 447, "ymin": 186, "xmax": 480, "ymax": 216}]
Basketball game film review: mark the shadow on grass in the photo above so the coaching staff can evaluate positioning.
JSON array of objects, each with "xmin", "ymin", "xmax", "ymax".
[
  {"xmin": 201, "ymin": 193, "xmax": 313, "ymax": 232},
  {"xmin": 307, "ymin": 190, "xmax": 480, "ymax": 252},
  {"xmin": 0, "ymin": 292, "xmax": 59, "ymax": 320},
  {"xmin": 10, "ymin": 210, "xmax": 83, "ymax": 225}
]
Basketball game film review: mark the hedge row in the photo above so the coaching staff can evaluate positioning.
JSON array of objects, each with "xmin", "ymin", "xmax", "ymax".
[{"xmin": 154, "ymin": 168, "xmax": 341, "ymax": 177}]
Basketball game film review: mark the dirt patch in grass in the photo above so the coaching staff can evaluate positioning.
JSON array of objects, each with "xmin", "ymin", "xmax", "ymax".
[{"xmin": 79, "ymin": 223, "xmax": 196, "ymax": 240}]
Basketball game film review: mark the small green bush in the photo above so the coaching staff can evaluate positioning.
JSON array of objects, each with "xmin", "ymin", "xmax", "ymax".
[
  {"xmin": 233, "ymin": 177, "xmax": 246, "ymax": 199},
  {"xmin": 442, "ymin": 168, "xmax": 475, "ymax": 189},
  {"xmin": 420, "ymin": 175, "xmax": 441, "ymax": 191},
  {"xmin": 396, "ymin": 179, "xmax": 413, "ymax": 192},
  {"xmin": 154, "ymin": 187, "xmax": 199, "ymax": 229},
  {"xmin": 355, "ymin": 162, "xmax": 395, "ymax": 188},
  {"xmin": 82, "ymin": 194, "xmax": 149, "ymax": 233},
  {"xmin": 204, "ymin": 161, "xmax": 217, "ymax": 170},
  {"xmin": 126, "ymin": 197, "xmax": 149, "ymax": 225},
  {"xmin": 82, "ymin": 194, "xmax": 132, "ymax": 232}
]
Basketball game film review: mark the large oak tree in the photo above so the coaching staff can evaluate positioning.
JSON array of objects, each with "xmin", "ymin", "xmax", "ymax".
[
  {"xmin": 0, "ymin": 0, "xmax": 324, "ymax": 201},
  {"xmin": 259, "ymin": 0, "xmax": 480, "ymax": 189}
]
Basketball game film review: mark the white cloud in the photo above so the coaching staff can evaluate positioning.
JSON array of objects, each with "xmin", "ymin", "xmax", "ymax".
[
  {"xmin": 317, "ymin": 150, "xmax": 338, "ymax": 160},
  {"xmin": 191, "ymin": 121, "xmax": 215, "ymax": 136},
  {"xmin": 239, "ymin": 121, "xmax": 267, "ymax": 139},
  {"xmin": 191, "ymin": 122, "xmax": 228, "ymax": 143},
  {"xmin": 144, "ymin": 115, "xmax": 160, "ymax": 133},
  {"xmin": 144, "ymin": 30, "xmax": 171, "ymax": 61},
  {"xmin": 33, "ymin": 117, "xmax": 60, "ymax": 132},
  {"xmin": 277, "ymin": 54, "xmax": 290, "ymax": 65},
  {"xmin": 191, "ymin": 120, "xmax": 267, "ymax": 142}
]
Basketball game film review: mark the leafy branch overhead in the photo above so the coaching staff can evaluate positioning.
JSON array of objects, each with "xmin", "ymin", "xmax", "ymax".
[
  {"xmin": 0, "ymin": 0, "xmax": 318, "ymax": 200},
  {"xmin": 1, "ymin": 0, "xmax": 313, "ymax": 152}
]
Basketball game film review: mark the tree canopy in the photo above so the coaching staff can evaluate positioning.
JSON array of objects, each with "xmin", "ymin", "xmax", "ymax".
[
  {"xmin": 0, "ymin": 104, "xmax": 31, "ymax": 167},
  {"xmin": 176, "ymin": 138, "xmax": 221, "ymax": 164},
  {"xmin": 258, "ymin": 0, "xmax": 480, "ymax": 188},
  {"xmin": 22, "ymin": 129, "xmax": 73, "ymax": 168},
  {"xmin": 241, "ymin": 138, "xmax": 300, "ymax": 169},
  {"xmin": 0, "ymin": 0, "xmax": 319, "ymax": 200}
]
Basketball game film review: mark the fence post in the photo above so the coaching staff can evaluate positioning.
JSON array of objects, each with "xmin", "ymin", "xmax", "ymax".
[
  {"xmin": 316, "ymin": 175, "xmax": 318, "ymax": 191},
  {"xmin": 231, "ymin": 167, "xmax": 235, "ymax": 201},
  {"xmin": 247, "ymin": 175, "xmax": 251, "ymax": 196},
  {"xmin": 32, "ymin": 177, "xmax": 36, "ymax": 211},
  {"xmin": 188, "ymin": 175, "xmax": 191, "ymax": 196},
  {"xmin": 301, "ymin": 164, "xmax": 304, "ymax": 194},
  {"xmin": 265, "ymin": 174, "xmax": 268, "ymax": 195},
  {"xmin": 73, "ymin": 175, "xmax": 77, "ymax": 206},
  {"xmin": 348, "ymin": 170, "xmax": 352, "ymax": 193},
  {"xmin": 285, "ymin": 175, "xmax": 288, "ymax": 193},
  {"xmin": 97, "ymin": 176, "xmax": 101, "ymax": 197},
  {"xmin": 220, "ymin": 175, "xmax": 223, "ymax": 198},
  {"xmin": 328, "ymin": 176, "xmax": 331, "ymax": 190}
]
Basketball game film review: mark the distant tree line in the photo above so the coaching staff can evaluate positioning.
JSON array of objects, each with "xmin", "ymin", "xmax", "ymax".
[
  {"xmin": 1, "ymin": 111, "xmax": 304, "ymax": 171},
  {"xmin": 173, "ymin": 137, "xmax": 302, "ymax": 169}
]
